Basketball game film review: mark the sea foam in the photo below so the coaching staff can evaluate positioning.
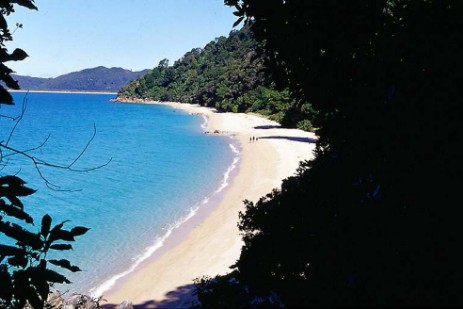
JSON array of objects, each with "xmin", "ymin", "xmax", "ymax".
[
  {"xmin": 90, "ymin": 139, "xmax": 241, "ymax": 297},
  {"xmin": 7, "ymin": 92, "xmax": 238, "ymax": 297},
  {"xmin": 201, "ymin": 114, "xmax": 208, "ymax": 130},
  {"xmin": 89, "ymin": 206, "xmax": 198, "ymax": 297}
]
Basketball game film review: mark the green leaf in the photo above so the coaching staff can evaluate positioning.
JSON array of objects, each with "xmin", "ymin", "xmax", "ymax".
[
  {"xmin": 49, "ymin": 259, "xmax": 81, "ymax": 272},
  {"xmin": 41, "ymin": 215, "xmax": 52, "ymax": 238}
]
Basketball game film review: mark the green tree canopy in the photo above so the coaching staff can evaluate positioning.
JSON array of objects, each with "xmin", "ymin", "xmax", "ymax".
[{"xmin": 118, "ymin": 25, "xmax": 315, "ymax": 130}]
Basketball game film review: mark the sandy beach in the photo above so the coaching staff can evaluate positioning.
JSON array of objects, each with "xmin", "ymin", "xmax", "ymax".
[{"xmin": 103, "ymin": 101, "xmax": 316, "ymax": 308}]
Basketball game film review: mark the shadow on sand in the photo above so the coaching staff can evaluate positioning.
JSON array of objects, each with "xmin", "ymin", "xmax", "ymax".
[
  {"xmin": 102, "ymin": 283, "xmax": 198, "ymax": 309},
  {"xmin": 259, "ymin": 135, "xmax": 317, "ymax": 144}
]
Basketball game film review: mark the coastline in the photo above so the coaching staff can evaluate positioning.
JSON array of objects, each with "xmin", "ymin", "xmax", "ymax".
[
  {"xmin": 10, "ymin": 89, "xmax": 118, "ymax": 95},
  {"xmin": 103, "ymin": 100, "xmax": 317, "ymax": 307}
]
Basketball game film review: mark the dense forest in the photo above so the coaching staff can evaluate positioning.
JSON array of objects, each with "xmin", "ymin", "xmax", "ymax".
[
  {"xmin": 194, "ymin": 0, "xmax": 462, "ymax": 307},
  {"xmin": 118, "ymin": 26, "xmax": 315, "ymax": 131}
]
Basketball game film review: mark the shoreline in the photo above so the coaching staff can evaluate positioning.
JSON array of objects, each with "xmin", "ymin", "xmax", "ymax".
[
  {"xmin": 10, "ymin": 89, "xmax": 118, "ymax": 95},
  {"xmin": 103, "ymin": 100, "xmax": 317, "ymax": 307},
  {"xmin": 89, "ymin": 135, "xmax": 241, "ymax": 297}
]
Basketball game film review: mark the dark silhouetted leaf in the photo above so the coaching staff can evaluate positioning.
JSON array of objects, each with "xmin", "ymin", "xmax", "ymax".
[
  {"xmin": 48, "ymin": 220, "xmax": 70, "ymax": 242},
  {"xmin": 0, "ymin": 221, "xmax": 42, "ymax": 249},
  {"xmin": 41, "ymin": 214, "xmax": 51, "ymax": 237},
  {"xmin": 10, "ymin": 0, "xmax": 38, "ymax": 10},
  {"xmin": 0, "ymin": 176, "xmax": 27, "ymax": 186},
  {"xmin": 12, "ymin": 271, "xmax": 28, "ymax": 305},
  {"xmin": 49, "ymin": 229, "xmax": 75, "ymax": 242},
  {"xmin": 27, "ymin": 266, "xmax": 50, "ymax": 300},
  {"xmin": 49, "ymin": 220, "xmax": 68, "ymax": 233},
  {"xmin": 50, "ymin": 244, "xmax": 73, "ymax": 251},
  {"xmin": 4, "ymin": 48, "xmax": 28, "ymax": 62},
  {"xmin": 0, "ymin": 201, "xmax": 33, "ymax": 223},
  {"xmin": 0, "ymin": 85, "xmax": 13, "ymax": 104},
  {"xmin": 26, "ymin": 287, "xmax": 44, "ymax": 309},
  {"xmin": 1, "ymin": 74, "xmax": 20, "ymax": 89},
  {"xmin": 0, "ymin": 176, "xmax": 36, "ymax": 209},
  {"xmin": 8, "ymin": 255, "xmax": 28, "ymax": 268},
  {"xmin": 5, "ymin": 195, "xmax": 23, "ymax": 208},
  {"xmin": 0, "ymin": 244, "xmax": 23, "ymax": 256},
  {"xmin": 44, "ymin": 269, "xmax": 71, "ymax": 284},
  {"xmin": 233, "ymin": 17, "xmax": 244, "ymax": 28},
  {"xmin": 0, "ymin": 15, "xmax": 7, "ymax": 31},
  {"xmin": 49, "ymin": 259, "xmax": 81, "ymax": 272},
  {"xmin": 70, "ymin": 226, "xmax": 90, "ymax": 236},
  {"xmin": 0, "ymin": 175, "xmax": 28, "ymax": 188},
  {"xmin": 0, "ymin": 266, "xmax": 13, "ymax": 302}
]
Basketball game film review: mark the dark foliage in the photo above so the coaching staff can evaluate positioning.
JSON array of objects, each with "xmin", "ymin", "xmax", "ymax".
[
  {"xmin": 118, "ymin": 26, "xmax": 315, "ymax": 130},
  {"xmin": 0, "ymin": 0, "xmax": 37, "ymax": 104},
  {"xmin": 195, "ymin": 0, "xmax": 462, "ymax": 307},
  {"xmin": 0, "ymin": 177, "xmax": 88, "ymax": 308},
  {"xmin": 1, "ymin": 1, "xmax": 89, "ymax": 308}
]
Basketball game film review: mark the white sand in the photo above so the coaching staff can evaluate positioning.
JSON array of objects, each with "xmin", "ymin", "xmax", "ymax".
[{"xmin": 104, "ymin": 101, "xmax": 316, "ymax": 307}]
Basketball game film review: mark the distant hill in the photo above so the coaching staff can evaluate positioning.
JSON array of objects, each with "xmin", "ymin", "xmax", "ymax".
[{"xmin": 11, "ymin": 66, "xmax": 150, "ymax": 92}]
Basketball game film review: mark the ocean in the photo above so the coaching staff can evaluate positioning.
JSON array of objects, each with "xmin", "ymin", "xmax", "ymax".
[{"xmin": 1, "ymin": 92, "xmax": 239, "ymax": 295}]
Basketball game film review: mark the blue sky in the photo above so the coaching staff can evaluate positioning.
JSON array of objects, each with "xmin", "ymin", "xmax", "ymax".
[{"xmin": 5, "ymin": 0, "xmax": 238, "ymax": 77}]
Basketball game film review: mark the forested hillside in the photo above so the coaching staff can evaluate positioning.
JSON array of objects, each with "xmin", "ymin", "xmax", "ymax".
[
  {"xmin": 118, "ymin": 27, "xmax": 314, "ymax": 131},
  {"xmin": 194, "ymin": 0, "xmax": 462, "ymax": 307},
  {"xmin": 11, "ymin": 67, "xmax": 149, "ymax": 92}
]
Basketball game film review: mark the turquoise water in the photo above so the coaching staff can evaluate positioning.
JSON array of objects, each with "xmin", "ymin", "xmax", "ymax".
[{"xmin": 1, "ymin": 92, "xmax": 238, "ymax": 295}]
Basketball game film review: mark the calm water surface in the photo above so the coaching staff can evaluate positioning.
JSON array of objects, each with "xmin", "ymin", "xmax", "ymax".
[{"xmin": 1, "ymin": 92, "xmax": 237, "ymax": 294}]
